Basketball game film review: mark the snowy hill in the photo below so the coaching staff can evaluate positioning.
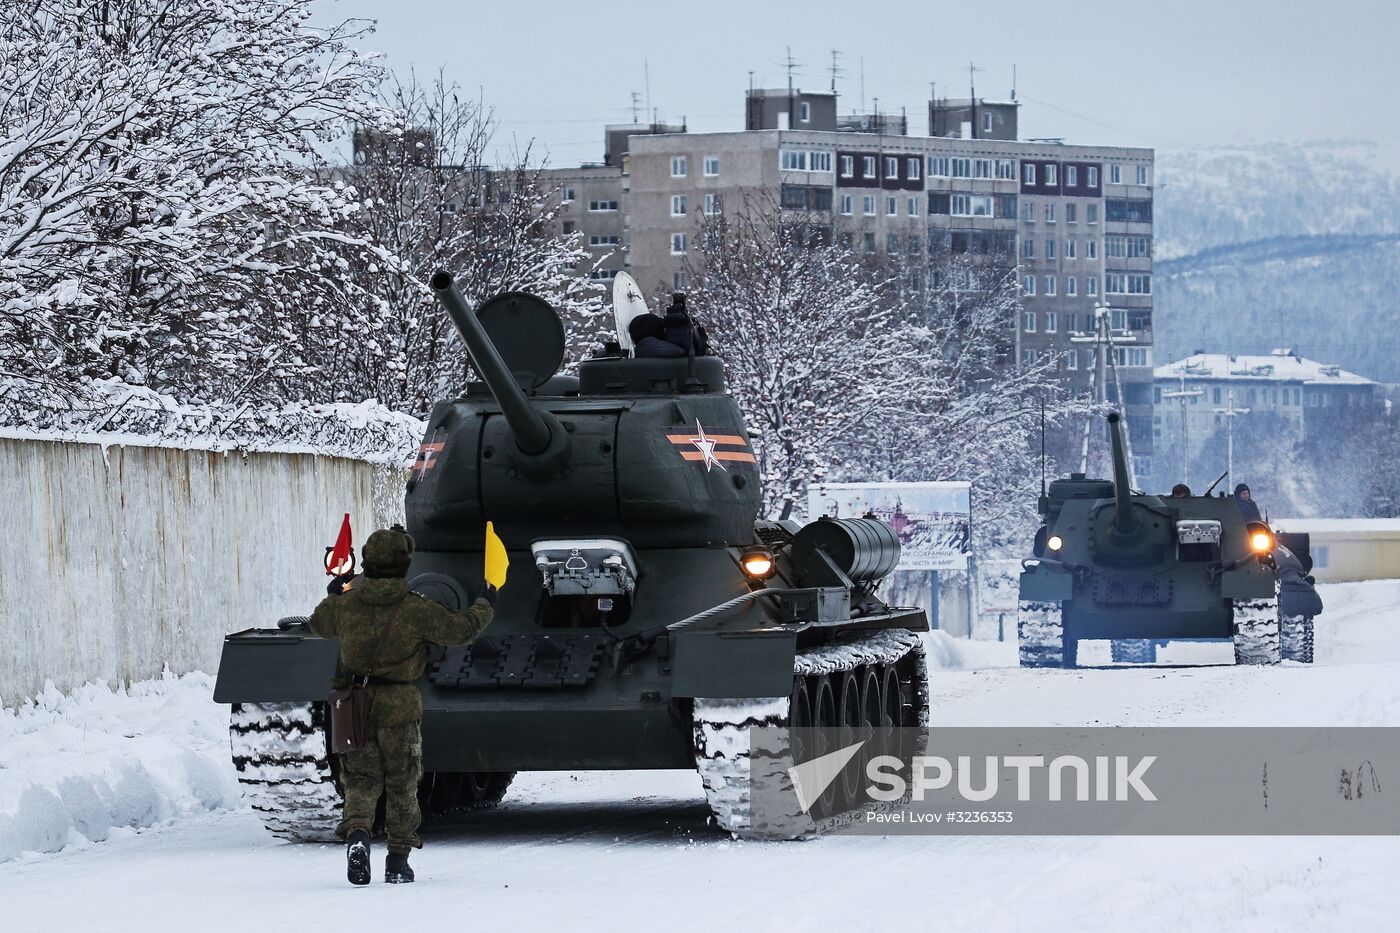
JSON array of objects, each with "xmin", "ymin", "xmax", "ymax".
[{"xmin": 1154, "ymin": 142, "xmax": 1400, "ymax": 382}]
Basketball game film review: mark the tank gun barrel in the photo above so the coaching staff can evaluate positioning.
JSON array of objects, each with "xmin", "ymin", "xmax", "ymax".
[
  {"xmin": 430, "ymin": 271, "xmax": 553, "ymax": 456},
  {"xmin": 1107, "ymin": 411, "xmax": 1139, "ymax": 536}
]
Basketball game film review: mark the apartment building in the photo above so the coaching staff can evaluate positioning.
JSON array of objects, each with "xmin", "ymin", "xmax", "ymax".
[{"xmin": 538, "ymin": 87, "xmax": 1157, "ymax": 473}]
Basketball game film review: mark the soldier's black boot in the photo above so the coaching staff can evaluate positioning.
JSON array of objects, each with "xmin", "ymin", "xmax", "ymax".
[
  {"xmin": 384, "ymin": 851, "xmax": 414, "ymax": 884},
  {"xmin": 346, "ymin": 830, "xmax": 372, "ymax": 886}
]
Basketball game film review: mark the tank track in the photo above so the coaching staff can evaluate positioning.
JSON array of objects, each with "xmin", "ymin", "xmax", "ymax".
[
  {"xmin": 230, "ymin": 702, "xmax": 515, "ymax": 842},
  {"xmin": 1110, "ymin": 639, "xmax": 1158, "ymax": 664},
  {"xmin": 1017, "ymin": 600, "xmax": 1073, "ymax": 668},
  {"xmin": 1232, "ymin": 598, "xmax": 1281, "ymax": 665},
  {"xmin": 1280, "ymin": 614, "xmax": 1315, "ymax": 663},
  {"xmin": 230, "ymin": 702, "xmax": 342, "ymax": 842},
  {"xmin": 690, "ymin": 629, "xmax": 929, "ymax": 840}
]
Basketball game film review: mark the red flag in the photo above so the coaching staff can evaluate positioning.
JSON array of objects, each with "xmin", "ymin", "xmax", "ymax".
[{"xmin": 327, "ymin": 513, "xmax": 352, "ymax": 576}]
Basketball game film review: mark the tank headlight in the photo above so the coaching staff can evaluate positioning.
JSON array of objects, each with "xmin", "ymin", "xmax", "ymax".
[
  {"xmin": 740, "ymin": 547, "xmax": 776, "ymax": 579},
  {"xmin": 1047, "ymin": 534, "xmax": 1064, "ymax": 552},
  {"xmin": 1247, "ymin": 522, "xmax": 1274, "ymax": 554}
]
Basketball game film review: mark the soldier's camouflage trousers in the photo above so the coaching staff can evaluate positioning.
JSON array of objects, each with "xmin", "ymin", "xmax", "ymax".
[{"xmin": 337, "ymin": 719, "xmax": 423, "ymax": 854}]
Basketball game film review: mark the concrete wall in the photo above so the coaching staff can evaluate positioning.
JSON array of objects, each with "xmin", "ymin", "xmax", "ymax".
[{"xmin": 0, "ymin": 437, "xmax": 408, "ymax": 707}]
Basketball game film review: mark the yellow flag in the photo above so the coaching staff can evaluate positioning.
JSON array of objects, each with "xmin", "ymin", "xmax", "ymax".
[{"xmin": 484, "ymin": 521, "xmax": 509, "ymax": 588}]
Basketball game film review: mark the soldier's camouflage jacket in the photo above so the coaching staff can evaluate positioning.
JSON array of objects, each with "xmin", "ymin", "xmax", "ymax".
[{"xmin": 309, "ymin": 576, "xmax": 493, "ymax": 725}]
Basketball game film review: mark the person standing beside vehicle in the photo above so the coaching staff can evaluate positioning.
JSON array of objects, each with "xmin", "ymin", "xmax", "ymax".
[{"xmin": 309, "ymin": 525, "xmax": 495, "ymax": 886}]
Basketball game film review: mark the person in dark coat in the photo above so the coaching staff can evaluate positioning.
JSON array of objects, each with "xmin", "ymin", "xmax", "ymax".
[
  {"xmin": 661, "ymin": 293, "xmax": 710, "ymax": 356},
  {"xmin": 1170, "ymin": 484, "xmax": 1192, "ymax": 498},
  {"xmin": 1234, "ymin": 483, "xmax": 1263, "ymax": 522},
  {"xmin": 628, "ymin": 313, "xmax": 686, "ymax": 358}
]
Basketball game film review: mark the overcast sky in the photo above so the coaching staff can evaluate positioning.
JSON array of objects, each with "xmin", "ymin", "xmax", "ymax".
[{"xmin": 313, "ymin": 0, "xmax": 1399, "ymax": 166}]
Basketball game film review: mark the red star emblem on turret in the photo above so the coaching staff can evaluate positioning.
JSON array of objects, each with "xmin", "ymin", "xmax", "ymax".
[{"xmin": 688, "ymin": 419, "xmax": 727, "ymax": 472}]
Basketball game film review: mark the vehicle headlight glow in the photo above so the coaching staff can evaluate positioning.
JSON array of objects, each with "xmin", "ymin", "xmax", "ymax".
[
  {"xmin": 1251, "ymin": 531, "xmax": 1274, "ymax": 553},
  {"xmin": 1047, "ymin": 534, "xmax": 1064, "ymax": 552},
  {"xmin": 740, "ymin": 547, "xmax": 777, "ymax": 579}
]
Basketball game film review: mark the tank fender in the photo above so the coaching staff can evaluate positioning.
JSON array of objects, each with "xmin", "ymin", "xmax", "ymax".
[
  {"xmin": 212, "ymin": 631, "xmax": 341, "ymax": 704},
  {"xmin": 1019, "ymin": 566, "xmax": 1074, "ymax": 601},
  {"xmin": 1220, "ymin": 568, "xmax": 1277, "ymax": 600},
  {"xmin": 669, "ymin": 629, "xmax": 796, "ymax": 699}
]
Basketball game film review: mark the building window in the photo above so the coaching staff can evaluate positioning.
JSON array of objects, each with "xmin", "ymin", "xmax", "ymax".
[
  {"xmin": 780, "ymin": 150, "xmax": 807, "ymax": 171},
  {"xmin": 1136, "ymin": 165, "xmax": 1149, "ymax": 185},
  {"xmin": 588, "ymin": 234, "xmax": 621, "ymax": 246},
  {"xmin": 1105, "ymin": 272, "xmax": 1124, "ymax": 293},
  {"xmin": 952, "ymin": 157, "xmax": 971, "ymax": 178},
  {"xmin": 1023, "ymin": 277, "xmax": 1036, "ymax": 297},
  {"xmin": 671, "ymin": 156, "xmax": 688, "ymax": 177},
  {"xmin": 997, "ymin": 195, "xmax": 1017, "ymax": 218},
  {"xmin": 1110, "ymin": 164, "xmax": 1122, "ymax": 184},
  {"xmin": 840, "ymin": 154, "xmax": 854, "ymax": 178},
  {"xmin": 1045, "ymin": 276, "xmax": 1057, "ymax": 296},
  {"xmin": 886, "ymin": 195, "xmax": 897, "ymax": 216},
  {"xmin": 1045, "ymin": 203, "xmax": 1056, "ymax": 223},
  {"xmin": 996, "ymin": 159, "xmax": 1015, "ymax": 180},
  {"xmin": 1046, "ymin": 311, "xmax": 1058, "ymax": 332},
  {"xmin": 970, "ymin": 195, "xmax": 992, "ymax": 216},
  {"xmin": 810, "ymin": 151, "xmax": 833, "ymax": 172},
  {"xmin": 929, "ymin": 192, "xmax": 950, "ymax": 214},
  {"xmin": 562, "ymin": 186, "xmax": 576, "ymax": 202},
  {"xmin": 1087, "ymin": 166, "xmax": 1098, "ymax": 187},
  {"xmin": 1086, "ymin": 203, "xmax": 1099, "ymax": 224},
  {"xmin": 1065, "ymin": 204, "xmax": 1077, "ymax": 223},
  {"xmin": 800, "ymin": 101, "xmax": 811, "ymax": 123},
  {"xmin": 950, "ymin": 194, "xmax": 971, "ymax": 215},
  {"xmin": 929, "ymin": 155, "xmax": 950, "ymax": 176},
  {"xmin": 1066, "ymin": 350, "xmax": 1078, "ymax": 370},
  {"xmin": 781, "ymin": 185, "xmax": 808, "ymax": 209},
  {"xmin": 1023, "ymin": 162, "xmax": 1036, "ymax": 184},
  {"xmin": 885, "ymin": 156, "xmax": 898, "ymax": 179},
  {"xmin": 1022, "ymin": 349, "xmax": 1036, "ymax": 366},
  {"xmin": 974, "ymin": 158, "xmax": 992, "ymax": 179},
  {"xmin": 1065, "ymin": 165, "xmax": 1077, "ymax": 187},
  {"xmin": 887, "ymin": 233, "xmax": 900, "ymax": 253},
  {"xmin": 907, "ymin": 157, "xmax": 921, "ymax": 180},
  {"xmin": 840, "ymin": 194, "xmax": 853, "ymax": 215},
  {"xmin": 671, "ymin": 194, "xmax": 688, "ymax": 216},
  {"xmin": 1065, "ymin": 239, "xmax": 1076, "ymax": 259},
  {"xmin": 863, "ymin": 195, "xmax": 876, "ymax": 215},
  {"xmin": 1066, "ymin": 276, "xmax": 1077, "ymax": 296},
  {"xmin": 588, "ymin": 199, "xmax": 619, "ymax": 212},
  {"xmin": 1045, "ymin": 239, "xmax": 1056, "ymax": 260},
  {"xmin": 704, "ymin": 155, "xmax": 720, "ymax": 176},
  {"xmin": 863, "ymin": 155, "xmax": 876, "ymax": 177},
  {"xmin": 670, "ymin": 232, "xmax": 687, "ymax": 254},
  {"xmin": 1087, "ymin": 239, "xmax": 1098, "ymax": 259},
  {"xmin": 562, "ymin": 220, "xmax": 576, "ymax": 234},
  {"xmin": 1023, "ymin": 239, "xmax": 1035, "ymax": 260},
  {"xmin": 907, "ymin": 196, "xmax": 920, "ymax": 216},
  {"xmin": 981, "ymin": 112, "xmax": 993, "ymax": 134},
  {"xmin": 863, "ymin": 232, "xmax": 876, "ymax": 254},
  {"xmin": 1086, "ymin": 276, "xmax": 1098, "ymax": 296},
  {"xmin": 674, "ymin": 271, "xmax": 689, "ymax": 290},
  {"xmin": 704, "ymin": 192, "xmax": 721, "ymax": 215},
  {"xmin": 1127, "ymin": 273, "xmax": 1151, "ymax": 294},
  {"xmin": 1045, "ymin": 164, "xmax": 1058, "ymax": 186},
  {"xmin": 1021, "ymin": 201, "xmax": 1035, "ymax": 222},
  {"xmin": 1023, "ymin": 309, "xmax": 1037, "ymax": 330},
  {"xmin": 589, "ymin": 268, "xmax": 619, "ymax": 281}
]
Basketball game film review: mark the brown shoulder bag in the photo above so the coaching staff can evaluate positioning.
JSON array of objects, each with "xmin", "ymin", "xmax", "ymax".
[{"xmin": 327, "ymin": 597, "xmax": 407, "ymax": 754}]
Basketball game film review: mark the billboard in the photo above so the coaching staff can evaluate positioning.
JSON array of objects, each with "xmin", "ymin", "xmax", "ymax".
[{"xmin": 808, "ymin": 481, "xmax": 972, "ymax": 571}]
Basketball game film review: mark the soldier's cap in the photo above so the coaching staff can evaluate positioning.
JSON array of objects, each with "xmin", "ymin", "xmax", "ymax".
[{"xmin": 362, "ymin": 526, "xmax": 415, "ymax": 577}]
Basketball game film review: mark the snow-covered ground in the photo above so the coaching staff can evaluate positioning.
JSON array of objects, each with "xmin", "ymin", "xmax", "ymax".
[{"xmin": 3, "ymin": 580, "xmax": 1399, "ymax": 931}]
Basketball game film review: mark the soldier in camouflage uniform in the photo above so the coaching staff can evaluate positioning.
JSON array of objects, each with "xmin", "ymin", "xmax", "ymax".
[{"xmin": 310, "ymin": 526, "xmax": 495, "ymax": 886}]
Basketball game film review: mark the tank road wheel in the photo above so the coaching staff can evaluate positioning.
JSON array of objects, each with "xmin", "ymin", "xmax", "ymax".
[
  {"xmin": 1280, "ymin": 615, "xmax": 1315, "ymax": 664},
  {"xmin": 810, "ymin": 675, "xmax": 841, "ymax": 814},
  {"xmin": 1018, "ymin": 600, "xmax": 1074, "ymax": 668},
  {"xmin": 1233, "ymin": 597, "xmax": 1282, "ymax": 665},
  {"xmin": 1110, "ymin": 640, "xmax": 1158, "ymax": 664},
  {"xmin": 690, "ymin": 630, "xmax": 928, "ymax": 839},
  {"xmin": 229, "ymin": 702, "xmax": 342, "ymax": 842},
  {"xmin": 834, "ymin": 670, "xmax": 865, "ymax": 808}
]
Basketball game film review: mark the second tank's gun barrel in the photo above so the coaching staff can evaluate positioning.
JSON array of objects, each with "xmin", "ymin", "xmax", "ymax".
[
  {"xmin": 430, "ymin": 270, "xmax": 553, "ymax": 456},
  {"xmin": 1107, "ymin": 411, "xmax": 1139, "ymax": 536}
]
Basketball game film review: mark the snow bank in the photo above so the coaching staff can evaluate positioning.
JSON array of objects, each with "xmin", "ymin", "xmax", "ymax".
[
  {"xmin": 921, "ymin": 630, "xmax": 1018, "ymax": 671},
  {"xmin": 0, "ymin": 672, "xmax": 240, "ymax": 863}
]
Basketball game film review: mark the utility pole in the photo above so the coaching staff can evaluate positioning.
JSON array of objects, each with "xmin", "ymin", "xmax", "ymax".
[
  {"xmin": 1213, "ymin": 387, "xmax": 1250, "ymax": 484},
  {"xmin": 1162, "ymin": 372, "xmax": 1204, "ymax": 486}
]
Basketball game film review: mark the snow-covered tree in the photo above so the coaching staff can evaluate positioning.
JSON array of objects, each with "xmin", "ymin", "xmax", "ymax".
[
  {"xmin": 684, "ymin": 195, "xmax": 1083, "ymax": 548},
  {"xmin": 0, "ymin": 0, "xmax": 384, "ymax": 401},
  {"xmin": 314, "ymin": 74, "xmax": 607, "ymax": 415}
]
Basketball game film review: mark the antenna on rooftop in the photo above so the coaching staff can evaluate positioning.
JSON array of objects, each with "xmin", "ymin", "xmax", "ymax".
[
  {"xmin": 859, "ymin": 56, "xmax": 866, "ymax": 114},
  {"xmin": 1011, "ymin": 63, "xmax": 1018, "ymax": 101},
  {"xmin": 968, "ymin": 61, "xmax": 984, "ymax": 101},
  {"xmin": 644, "ymin": 60, "xmax": 651, "ymax": 125},
  {"xmin": 630, "ymin": 91, "xmax": 641, "ymax": 123},
  {"xmin": 829, "ymin": 49, "xmax": 844, "ymax": 95}
]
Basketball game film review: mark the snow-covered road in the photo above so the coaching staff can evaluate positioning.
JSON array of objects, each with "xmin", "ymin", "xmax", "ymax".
[{"xmin": 4, "ymin": 580, "xmax": 1400, "ymax": 932}]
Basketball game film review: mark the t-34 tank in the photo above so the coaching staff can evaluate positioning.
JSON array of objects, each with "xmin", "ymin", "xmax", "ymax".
[
  {"xmin": 214, "ymin": 271, "xmax": 929, "ymax": 839},
  {"xmin": 1017, "ymin": 412, "xmax": 1322, "ymax": 668}
]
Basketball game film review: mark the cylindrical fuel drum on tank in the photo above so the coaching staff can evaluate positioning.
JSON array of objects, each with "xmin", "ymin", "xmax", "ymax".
[{"xmin": 791, "ymin": 517, "xmax": 902, "ymax": 584}]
